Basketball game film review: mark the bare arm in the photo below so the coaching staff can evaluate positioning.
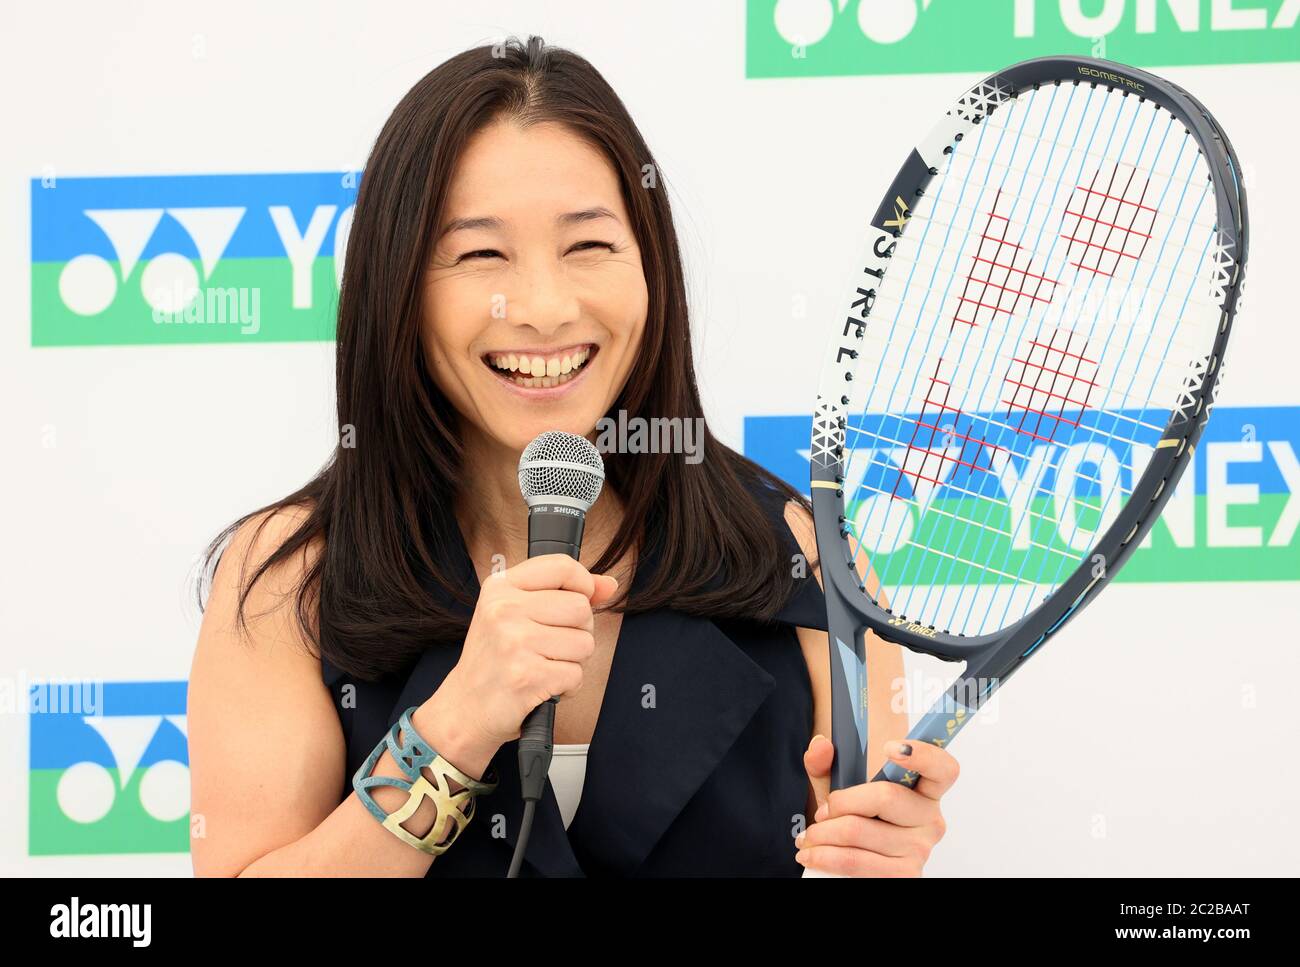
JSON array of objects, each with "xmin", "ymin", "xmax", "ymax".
[
  {"xmin": 187, "ymin": 507, "xmax": 497, "ymax": 877},
  {"xmin": 784, "ymin": 500, "xmax": 908, "ymax": 821}
]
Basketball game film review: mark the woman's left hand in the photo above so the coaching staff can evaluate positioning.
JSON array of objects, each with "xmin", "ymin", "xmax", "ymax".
[{"xmin": 796, "ymin": 735, "xmax": 957, "ymax": 876}]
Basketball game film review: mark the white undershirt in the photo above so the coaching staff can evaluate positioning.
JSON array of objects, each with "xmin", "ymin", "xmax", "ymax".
[{"xmin": 548, "ymin": 743, "xmax": 590, "ymax": 830}]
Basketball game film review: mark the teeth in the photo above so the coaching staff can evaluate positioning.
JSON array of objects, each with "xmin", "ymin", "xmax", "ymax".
[
  {"xmin": 488, "ymin": 346, "xmax": 593, "ymax": 385},
  {"xmin": 500, "ymin": 368, "xmax": 580, "ymax": 389}
]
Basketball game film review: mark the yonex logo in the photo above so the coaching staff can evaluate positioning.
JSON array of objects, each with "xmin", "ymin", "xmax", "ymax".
[
  {"xmin": 883, "ymin": 195, "xmax": 911, "ymax": 231},
  {"xmin": 887, "ymin": 615, "xmax": 938, "ymax": 637},
  {"xmin": 31, "ymin": 172, "xmax": 357, "ymax": 346},
  {"xmin": 745, "ymin": 405, "xmax": 1300, "ymax": 583},
  {"xmin": 58, "ymin": 206, "xmax": 247, "ymax": 320},
  {"xmin": 773, "ymin": 0, "xmax": 932, "ymax": 47},
  {"xmin": 749, "ymin": 0, "xmax": 1300, "ymax": 78},
  {"xmin": 28, "ymin": 680, "xmax": 190, "ymax": 856}
]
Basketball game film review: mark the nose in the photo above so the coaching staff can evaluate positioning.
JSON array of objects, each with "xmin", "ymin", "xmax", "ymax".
[{"xmin": 502, "ymin": 257, "xmax": 581, "ymax": 341}]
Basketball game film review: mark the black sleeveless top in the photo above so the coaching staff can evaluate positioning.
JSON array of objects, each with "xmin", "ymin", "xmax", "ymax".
[{"xmin": 320, "ymin": 479, "xmax": 829, "ymax": 877}]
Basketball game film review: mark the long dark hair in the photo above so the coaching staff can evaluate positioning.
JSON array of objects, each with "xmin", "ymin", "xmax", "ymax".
[{"xmin": 197, "ymin": 35, "xmax": 814, "ymax": 681}]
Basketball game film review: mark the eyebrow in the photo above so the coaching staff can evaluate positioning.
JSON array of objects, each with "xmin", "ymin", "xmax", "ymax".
[{"xmin": 438, "ymin": 206, "xmax": 619, "ymax": 239}]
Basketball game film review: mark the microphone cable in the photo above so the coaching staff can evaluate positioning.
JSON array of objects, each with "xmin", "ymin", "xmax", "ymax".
[{"xmin": 508, "ymin": 697, "xmax": 556, "ymax": 877}]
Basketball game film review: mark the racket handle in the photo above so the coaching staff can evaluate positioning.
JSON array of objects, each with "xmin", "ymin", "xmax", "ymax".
[
  {"xmin": 824, "ymin": 615, "xmax": 869, "ymax": 791},
  {"xmin": 801, "ymin": 705, "xmax": 970, "ymax": 878},
  {"xmin": 872, "ymin": 705, "xmax": 976, "ymax": 785}
]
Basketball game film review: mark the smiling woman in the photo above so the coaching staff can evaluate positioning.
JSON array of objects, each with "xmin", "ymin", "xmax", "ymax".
[
  {"xmin": 186, "ymin": 34, "xmax": 924, "ymax": 879},
  {"xmin": 422, "ymin": 119, "xmax": 647, "ymax": 431}
]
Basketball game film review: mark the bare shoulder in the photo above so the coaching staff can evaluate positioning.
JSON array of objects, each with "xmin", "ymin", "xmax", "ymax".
[
  {"xmin": 189, "ymin": 500, "xmax": 340, "ymax": 876},
  {"xmin": 782, "ymin": 498, "xmax": 822, "ymax": 590},
  {"xmin": 784, "ymin": 496, "xmax": 886, "ymax": 602},
  {"xmin": 203, "ymin": 501, "xmax": 322, "ymax": 656},
  {"xmin": 782, "ymin": 498, "xmax": 834, "ymax": 752}
]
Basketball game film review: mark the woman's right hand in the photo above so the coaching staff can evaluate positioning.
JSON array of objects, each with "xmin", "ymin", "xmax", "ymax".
[{"xmin": 423, "ymin": 554, "xmax": 620, "ymax": 762}]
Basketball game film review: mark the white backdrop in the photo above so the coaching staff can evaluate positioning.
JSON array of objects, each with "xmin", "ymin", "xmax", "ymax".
[{"xmin": 3, "ymin": 0, "xmax": 1297, "ymax": 876}]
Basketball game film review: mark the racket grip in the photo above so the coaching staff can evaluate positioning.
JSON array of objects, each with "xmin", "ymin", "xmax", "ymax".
[
  {"xmin": 871, "ymin": 705, "xmax": 976, "ymax": 784},
  {"xmin": 803, "ymin": 700, "xmax": 977, "ymax": 875}
]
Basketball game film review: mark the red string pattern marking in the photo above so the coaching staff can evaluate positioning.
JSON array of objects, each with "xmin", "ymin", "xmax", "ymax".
[
  {"xmin": 1002, "ymin": 328, "xmax": 1099, "ymax": 444},
  {"xmin": 954, "ymin": 189, "xmax": 1059, "ymax": 330},
  {"xmin": 891, "ymin": 358, "xmax": 1006, "ymax": 501},
  {"xmin": 1060, "ymin": 164, "xmax": 1155, "ymax": 278}
]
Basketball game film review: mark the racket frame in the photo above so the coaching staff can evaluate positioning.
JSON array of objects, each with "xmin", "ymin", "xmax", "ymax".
[{"xmin": 811, "ymin": 55, "xmax": 1249, "ymax": 789}]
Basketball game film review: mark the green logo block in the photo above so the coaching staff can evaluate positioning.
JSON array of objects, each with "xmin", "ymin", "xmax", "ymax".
[
  {"xmin": 747, "ymin": 0, "xmax": 1300, "ymax": 78},
  {"xmin": 29, "ymin": 681, "xmax": 191, "ymax": 856}
]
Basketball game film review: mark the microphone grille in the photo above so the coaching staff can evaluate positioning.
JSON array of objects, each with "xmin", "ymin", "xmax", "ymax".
[{"xmin": 518, "ymin": 431, "xmax": 606, "ymax": 508}]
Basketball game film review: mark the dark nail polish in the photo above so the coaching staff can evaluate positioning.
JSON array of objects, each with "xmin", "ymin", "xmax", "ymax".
[{"xmin": 898, "ymin": 742, "xmax": 913, "ymax": 757}]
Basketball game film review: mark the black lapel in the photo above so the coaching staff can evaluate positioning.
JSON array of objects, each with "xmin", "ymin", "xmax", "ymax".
[{"xmin": 565, "ymin": 606, "xmax": 776, "ymax": 875}]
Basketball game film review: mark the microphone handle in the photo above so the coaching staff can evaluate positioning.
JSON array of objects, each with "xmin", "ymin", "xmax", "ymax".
[
  {"xmin": 517, "ymin": 508, "xmax": 586, "ymax": 803},
  {"xmin": 528, "ymin": 540, "xmax": 580, "ymax": 556},
  {"xmin": 517, "ymin": 697, "xmax": 557, "ymax": 802},
  {"xmin": 526, "ymin": 503, "xmax": 585, "ymax": 560}
]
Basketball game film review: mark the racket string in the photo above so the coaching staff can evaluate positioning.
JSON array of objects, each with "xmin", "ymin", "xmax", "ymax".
[
  {"xmin": 844, "ymin": 480, "xmax": 1091, "ymax": 562},
  {"xmin": 838, "ymin": 80, "xmax": 1220, "ymax": 634},
  {"xmin": 883, "ymin": 216, "xmax": 1220, "ymax": 297},
  {"xmin": 855, "ymin": 81, "xmax": 1120, "ymax": 606},
  {"xmin": 909, "ymin": 149, "xmax": 1208, "ymax": 626},
  {"xmin": 961, "ymin": 113, "xmax": 1212, "ymax": 195},
  {"xmin": 842, "ymin": 419, "xmax": 1149, "ymax": 493},
  {"xmin": 995, "ymin": 159, "xmax": 1215, "ymax": 623},
  {"xmin": 930, "ymin": 121, "xmax": 1211, "ymax": 219},
  {"xmin": 851, "ymin": 319, "xmax": 1204, "ymax": 416},
  {"xmin": 849, "ymin": 79, "xmax": 1036, "ymax": 617},
  {"xmin": 899, "ymin": 118, "xmax": 1201, "ymax": 626}
]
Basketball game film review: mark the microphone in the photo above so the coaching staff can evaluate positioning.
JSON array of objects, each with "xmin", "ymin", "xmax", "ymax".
[{"xmin": 508, "ymin": 430, "xmax": 605, "ymax": 877}]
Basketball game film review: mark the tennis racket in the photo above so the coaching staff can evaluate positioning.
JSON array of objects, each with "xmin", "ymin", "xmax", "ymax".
[{"xmin": 808, "ymin": 56, "xmax": 1248, "ymax": 818}]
